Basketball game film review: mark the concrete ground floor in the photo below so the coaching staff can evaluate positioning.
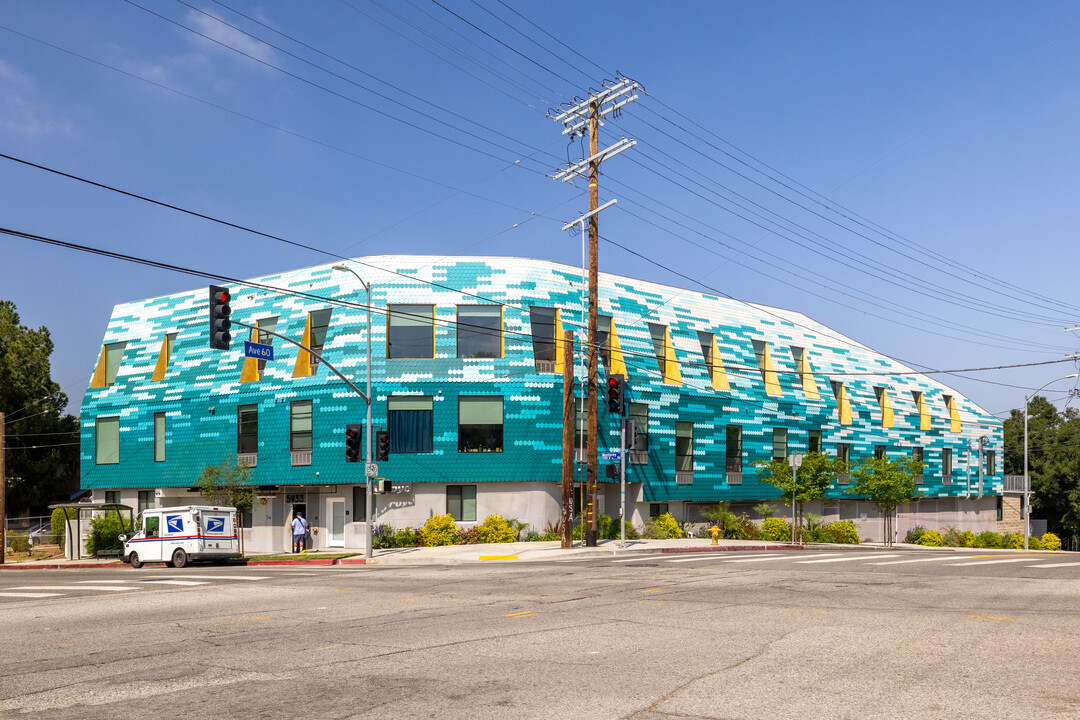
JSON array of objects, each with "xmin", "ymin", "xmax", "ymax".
[{"xmin": 89, "ymin": 483, "xmax": 1004, "ymax": 554}]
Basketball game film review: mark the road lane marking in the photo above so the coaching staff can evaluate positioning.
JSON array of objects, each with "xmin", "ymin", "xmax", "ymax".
[
  {"xmin": 729, "ymin": 553, "xmax": 842, "ymax": 563},
  {"xmin": 640, "ymin": 587, "xmax": 665, "ymax": 593},
  {"xmin": 1024, "ymin": 561, "xmax": 1080, "ymax": 568},
  {"xmin": 968, "ymin": 615, "xmax": 1014, "ymax": 620},
  {"xmin": 150, "ymin": 575, "xmax": 270, "ymax": 581},
  {"xmin": 948, "ymin": 558, "xmax": 1038, "ymax": 567},
  {"xmin": 872, "ymin": 556, "xmax": 976, "ymax": 565},
  {"xmin": 9, "ymin": 585, "xmax": 135, "ymax": 592},
  {"xmin": 613, "ymin": 557, "xmax": 657, "ymax": 563},
  {"xmin": 668, "ymin": 553, "xmax": 783, "ymax": 563},
  {"xmin": 504, "ymin": 611, "xmax": 533, "ymax": 618},
  {"xmin": 140, "ymin": 580, "xmax": 211, "ymax": 586},
  {"xmin": 74, "ymin": 579, "xmax": 131, "ymax": 584},
  {"xmin": 795, "ymin": 553, "xmax": 900, "ymax": 564},
  {"xmin": 0, "ymin": 592, "xmax": 65, "ymax": 598}
]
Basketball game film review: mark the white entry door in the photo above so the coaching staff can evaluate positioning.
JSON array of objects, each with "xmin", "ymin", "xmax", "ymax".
[{"xmin": 328, "ymin": 498, "xmax": 345, "ymax": 547}]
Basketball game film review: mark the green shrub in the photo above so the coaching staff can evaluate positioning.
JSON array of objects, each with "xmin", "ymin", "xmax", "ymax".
[
  {"xmin": 85, "ymin": 513, "xmax": 132, "ymax": 557},
  {"xmin": 1004, "ymin": 533, "xmax": 1025, "ymax": 549},
  {"xmin": 1028, "ymin": 536, "xmax": 1042, "ymax": 549},
  {"xmin": 476, "ymin": 514, "xmax": 517, "ymax": 544},
  {"xmin": 8, "ymin": 534, "xmax": 31, "ymax": 553},
  {"xmin": 975, "ymin": 531, "xmax": 1005, "ymax": 549},
  {"xmin": 524, "ymin": 531, "xmax": 542, "ymax": 542},
  {"xmin": 371, "ymin": 524, "xmax": 396, "ymax": 549},
  {"xmin": 941, "ymin": 526, "xmax": 968, "ymax": 547},
  {"xmin": 421, "ymin": 514, "xmax": 457, "ymax": 547},
  {"xmin": 904, "ymin": 526, "xmax": 927, "ymax": 544},
  {"xmin": 394, "ymin": 528, "xmax": 420, "ymax": 547},
  {"xmin": 51, "ymin": 507, "xmax": 70, "ymax": 551},
  {"xmin": 454, "ymin": 527, "xmax": 482, "ymax": 545},
  {"xmin": 652, "ymin": 512, "xmax": 684, "ymax": 539},
  {"xmin": 758, "ymin": 517, "xmax": 790, "ymax": 542},
  {"xmin": 827, "ymin": 521, "xmax": 859, "ymax": 544},
  {"xmin": 1040, "ymin": 532, "xmax": 1061, "ymax": 551},
  {"xmin": 753, "ymin": 502, "xmax": 778, "ymax": 519},
  {"xmin": 539, "ymin": 531, "xmax": 559, "ymax": 541},
  {"xmin": 917, "ymin": 530, "xmax": 944, "ymax": 547},
  {"xmin": 961, "ymin": 530, "xmax": 976, "ymax": 548}
]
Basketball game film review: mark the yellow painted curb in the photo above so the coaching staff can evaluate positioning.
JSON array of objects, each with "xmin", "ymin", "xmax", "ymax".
[{"xmin": 479, "ymin": 555, "xmax": 518, "ymax": 561}]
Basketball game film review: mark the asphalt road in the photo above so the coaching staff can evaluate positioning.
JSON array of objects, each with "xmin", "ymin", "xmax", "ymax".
[{"xmin": 1, "ymin": 548, "xmax": 1078, "ymax": 719}]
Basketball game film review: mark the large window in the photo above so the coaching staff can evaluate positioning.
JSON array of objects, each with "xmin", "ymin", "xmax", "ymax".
[
  {"xmin": 529, "ymin": 306, "xmax": 557, "ymax": 372},
  {"xmin": 628, "ymin": 403, "xmax": 648, "ymax": 462},
  {"xmin": 290, "ymin": 400, "xmax": 313, "ymax": 452},
  {"xmin": 388, "ymin": 396, "xmax": 434, "ymax": 453},
  {"xmin": 725, "ymin": 425, "xmax": 742, "ymax": 473},
  {"xmin": 772, "ymin": 428, "xmax": 788, "ymax": 462},
  {"xmin": 458, "ymin": 396, "xmax": 503, "ymax": 452},
  {"xmin": 808, "ymin": 429, "xmax": 822, "ymax": 455},
  {"xmin": 154, "ymin": 412, "xmax": 166, "ymax": 463},
  {"xmin": 457, "ymin": 305, "xmax": 502, "ymax": 359},
  {"xmin": 986, "ymin": 450, "xmax": 996, "ymax": 476},
  {"xmin": 104, "ymin": 490, "xmax": 120, "ymax": 505},
  {"xmin": 237, "ymin": 405, "xmax": 258, "ymax": 454},
  {"xmin": 942, "ymin": 448, "xmax": 953, "ymax": 483},
  {"xmin": 95, "ymin": 416, "xmax": 120, "ymax": 465},
  {"xmin": 352, "ymin": 486, "xmax": 370, "ymax": 523},
  {"xmin": 447, "ymin": 485, "xmax": 477, "ymax": 522},
  {"xmin": 388, "ymin": 304, "xmax": 434, "ymax": 359},
  {"xmin": 675, "ymin": 422, "xmax": 694, "ymax": 472}
]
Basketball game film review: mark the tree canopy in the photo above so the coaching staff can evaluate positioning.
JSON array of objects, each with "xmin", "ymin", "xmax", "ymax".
[
  {"xmin": 846, "ymin": 455, "xmax": 922, "ymax": 516},
  {"xmin": 756, "ymin": 452, "xmax": 842, "ymax": 513},
  {"xmin": 1, "ymin": 300, "xmax": 79, "ymax": 515}
]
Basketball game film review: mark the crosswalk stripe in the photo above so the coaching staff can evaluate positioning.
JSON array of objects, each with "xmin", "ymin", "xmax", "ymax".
[
  {"xmin": 668, "ymin": 553, "xmax": 784, "ymax": 563},
  {"xmin": 9, "ymin": 585, "xmax": 135, "ymax": 592},
  {"xmin": 75, "ymin": 579, "xmax": 131, "ymax": 584},
  {"xmin": 731, "ymin": 553, "xmax": 842, "ymax": 563},
  {"xmin": 140, "ymin": 580, "xmax": 210, "ymax": 586},
  {"xmin": 0, "ymin": 592, "xmax": 65, "ymax": 598},
  {"xmin": 1024, "ymin": 561, "xmax": 1080, "ymax": 568},
  {"xmin": 795, "ymin": 553, "xmax": 900, "ymax": 564},
  {"xmin": 872, "ymin": 556, "xmax": 976, "ymax": 565},
  {"xmin": 148, "ymin": 575, "xmax": 270, "ymax": 581},
  {"xmin": 948, "ymin": 558, "xmax": 1036, "ymax": 567}
]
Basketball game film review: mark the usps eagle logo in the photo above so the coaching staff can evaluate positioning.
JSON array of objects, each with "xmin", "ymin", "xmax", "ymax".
[
  {"xmin": 166, "ymin": 515, "xmax": 184, "ymax": 533},
  {"xmin": 206, "ymin": 517, "xmax": 225, "ymax": 533}
]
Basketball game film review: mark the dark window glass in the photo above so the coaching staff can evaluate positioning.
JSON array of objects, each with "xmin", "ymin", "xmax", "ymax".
[
  {"xmin": 144, "ymin": 515, "xmax": 159, "ymax": 537},
  {"xmin": 837, "ymin": 443, "xmax": 851, "ymax": 466},
  {"xmin": 874, "ymin": 445, "xmax": 886, "ymax": 460},
  {"xmin": 352, "ymin": 486, "xmax": 368, "ymax": 523},
  {"xmin": 447, "ymin": 485, "xmax": 477, "ymax": 522},
  {"xmin": 457, "ymin": 305, "xmax": 502, "ymax": 359},
  {"xmin": 996, "ymin": 496, "xmax": 1003, "ymax": 521},
  {"xmin": 138, "ymin": 490, "xmax": 153, "ymax": 513},
  {"xmin": 648, "ymin": 323, "xmax": 667, "ymax": 376},
  {"xmin": 942, "ymin": 448, "xmax": 953, "ymax": 479},
  {"xmin": 649, "ymin": 503, "xmax": 669, "ymax": 518},
  {"xmin": 387, "ymin": 304, "xmax": 434, "ymax": 359},
  {"xmin": 154, "ymin": 412, "xmax": 166, "ymax": 463},
  {"xmin": 696, "ymin": 331, "xmax": 715, "ymax": 378},
  {"xmin": 629, "ymin": 403, "xmax": 648, "ymax": 452},
  {"xmin": 597, "ymin": 315, "xmax": 613, "ymax": 370},
  {"xmin": 808, "ymin": 429, "xmax": 822, "ymax": 455},
  {"xmin": 772, "ymin": 428, "xmax": 787, "ymax": 461},
  {"xmin": 986, "ymin": 450, "xmax": 996, "ymax": 476},
  {"xmin": 105, "ymin": 491, "xmax": 120, "ymax": 505},
  {"xmin": 290, "ymin": 400, "xmax": 313, "ymax": 452},
  {"xmin": 388, "ymin": 396, "xmax": 434, "ymax": 453},
  {"xmin": 529, "ymin": 307, "xmax": 557, "ymax": 370},
  {"xmin": 308, "ymin": 308, "xmax": 333, "ymax": 373},
  {"xmin": 237, "ymin": 405, "xmax": 258, "ymax": 454},
  {"xmin": 458, "ymin": 396, "xmax": 503, "ymax": 452},
  {"xmin": 726, "ymin": 425, "xmax": 742, "ymax": 472},
  {"xmin": 676, "ymin": 422, "xmax": 694, "ymax": 471}
]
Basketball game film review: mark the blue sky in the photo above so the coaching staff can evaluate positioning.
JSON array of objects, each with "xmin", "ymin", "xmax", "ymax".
[{"xmin": 2, "ymin": 1, "xmax": 1080, "ymax": 419}]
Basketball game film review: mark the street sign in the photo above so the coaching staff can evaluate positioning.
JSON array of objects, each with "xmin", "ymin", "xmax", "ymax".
[
  {"xmin": 789, "ymin": 453, "xmax": 803, "ymax": 469},
  {"xmin": 364, "ymin": 462, "xmax": 378, "ymax": 478},
  {"xmin": 601, "ymin": 451, "xmax": 622, "ymax": 461},
  {"xmin": 244, "ymin": 341, "xmax": 274, "ymax": 361}
]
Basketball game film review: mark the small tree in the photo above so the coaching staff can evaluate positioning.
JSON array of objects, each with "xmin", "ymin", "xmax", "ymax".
[
  {"xmin": 756, "ymin": 452, "xmax": 842, "ymax": 539},
  {"xmin": 195, "ymin": 455, "xmax": 254, "ymax": 553},
  {"xmin": 847, "ymin": 455, "xmax": 922, "ymax": 546}
]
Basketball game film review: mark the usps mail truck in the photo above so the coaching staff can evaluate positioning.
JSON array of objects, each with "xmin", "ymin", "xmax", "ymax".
[{"xmin": 121, "ymin": 506, "xmax": 241, "ymax": 568}]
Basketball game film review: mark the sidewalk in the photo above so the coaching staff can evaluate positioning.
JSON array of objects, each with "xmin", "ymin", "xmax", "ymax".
[{"xmin": 0, "ymin": 537, "xmax": 802, "ymax": 569}]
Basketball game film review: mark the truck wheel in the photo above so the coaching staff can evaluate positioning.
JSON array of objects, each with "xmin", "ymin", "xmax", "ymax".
[
  {"xmin": 129, "ymin": 553, "xmax": 143, "ymax": 569},
  {"xmin": 171, "ymin": 548, "xmax": 188, "ymax": 569}
]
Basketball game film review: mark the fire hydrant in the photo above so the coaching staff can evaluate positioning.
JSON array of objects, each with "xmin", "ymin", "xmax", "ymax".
[{"xmin": 709, "ymin": 525, "xmax": 721, "ymax": 546}]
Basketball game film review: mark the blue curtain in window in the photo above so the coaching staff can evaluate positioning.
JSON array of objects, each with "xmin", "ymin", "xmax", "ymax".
[{"xmin": 389, "ymin": 410, "xmax": 433, "ymax": 453}]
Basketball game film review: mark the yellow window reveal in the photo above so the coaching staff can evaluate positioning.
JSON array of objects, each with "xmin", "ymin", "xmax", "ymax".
[
  {"xmin": 554, "ymin": 309, "xmax": 566, "ymax": 375},
  {"xmin": 874, "ymin": 386, "xmax": 893, "ymax": 428},
  {"xmin": 944, "ymin": 394, "xmax": 961, "ymax": 433},
  {"xmin": 751, "ymin": 340, "xmax": 782, "ymax": 397},
  {"xmin": 696, "ymin": 331, "xmax": 729, "ymax": 391},
  {"xmin": 597, "ymin": 315, "xmax": 627, "ymax": 377},
  {"xmin": 912, "ymin": 390, "xmax": 931, "ymax": 431},
  {"xmin": 647, "ymin": 323, "xmax": 682, "ymax": 386},
  {"xmin": 791, "ymin": 347, "xmax": 819, "ymax": 400},
  {"xmin": 90, "ymin": 342, "xmax": 127, "ymax": 389},
  {"xmin": 292, "ymin": 308, "xmax": 333, "ymax": 378},
  {"xmin": 832, "ymin": 381, "xmax": 852, "ymax": 425},
  {"xmin": 151, "ymin": 333, "xmax": 176, "ymax": 382},
  {"xmin": 240, "ymin": 317, "xmax": 277, "ymax": 383}
]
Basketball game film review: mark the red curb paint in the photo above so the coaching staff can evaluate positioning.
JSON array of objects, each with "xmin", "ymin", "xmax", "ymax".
[{"xmin": 243, "ymin": 558, "xmax": 337, "ymax": 566}]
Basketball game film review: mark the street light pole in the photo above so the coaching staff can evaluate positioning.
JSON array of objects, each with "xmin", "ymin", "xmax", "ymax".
[
  {"xmin": 332, "ymin": 264, "xmax": 373, "ymax": 560},
  {"xmin": 1023, "ymin": 373, "xmax": 1079, "ymax": 550}
]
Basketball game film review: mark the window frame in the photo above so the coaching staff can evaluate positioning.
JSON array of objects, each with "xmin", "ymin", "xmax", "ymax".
[
  {"xmin": 154, "ymin": 412, "xmax": 166, "ymax": 463},
  {"xmin": 290, "ymin": 400, "xmax": 313, "ymax": 453},
  {"xmin": 725, "ymin": 425, "xmax": 742, "ymax": 473},
  {"xmin": 95, "ymin": 416, "xmax": 120, "ymax": 465},
  {"xmin": 237, "ymin": 404, "xmax": 258, "ymax": 455},
  {"xmin": 387, "ymin": 304, "xmax": 435, "ymax": 359},
  {"xmin": 628, "ymin": 403, "xmax": 649, "ymax": 453},
  {"xmin": 447, "ymin": 485, "xmax": 477, "ymax": 522},
  {"xmin": 675, "ymin": 421, "xmax": 694, "ymax": 472},
  {"xmin": 388, "ymin": 396, "xmax": 434, "ymax": 454},
  {"xmin": 772, "ymin": 428, "xmax": 788, "ymax": 462},
  {"xmin": 457, "ymin": 396, "xmax": 504, "ymax": 453},
  {"xmin": 808, "ymin": 429, "xmax": 822, "ymax": 455},
  {"xmin": 942, "ymin": 447, "xmax": 953, "ymax": 483},
  {"xmin": 456, "ymin": 305, "xmax": 503, "ymax": 359}
]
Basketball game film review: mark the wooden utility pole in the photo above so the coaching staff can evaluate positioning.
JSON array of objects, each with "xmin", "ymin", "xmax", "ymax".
[
  {"xmin": 1, "ymin": 411, "xmax": 6, "ymax": 565},
  {"xmin": 585, "ymin": 100, "xmax": 600, "ymax": 547},
  {"xmin": 561, "ymin": 330, "xmax": 574, "ymax": 548}
]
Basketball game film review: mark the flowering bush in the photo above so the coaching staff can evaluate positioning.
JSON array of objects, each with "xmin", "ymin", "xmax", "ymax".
[
  {"xmin": 758, "ymin": 517, "xmax": 790, "ymax": 542},
  {"xmin": 652, "ymin": 512, "xmax": 684, "ymax": 539},
  {"xmin": 454, "ymin": 527, "xmax": 482, "ymax": 545},
  {"xmin": 826, "ymin": 521, "xmax": 859, "ymax": 544},
  {"xmin": 421, "ymin": 514, "xmax": 457, "ymax": 547},
  {"xmin": 1040, "ymin": 532, "xmax": 1062, "ymax": 551},
  {"xmin": 476, "ymin": 514, "xmax": 517, "ymax": 544},
  {"xmin": 917, "ymin": 530, "xmax": 944, "ymax": 547}
]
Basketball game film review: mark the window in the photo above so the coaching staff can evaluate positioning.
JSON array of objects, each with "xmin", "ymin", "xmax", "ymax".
[
  {"xmin": 95, "ymin": 416, "xmax": 120, "ymax": 465},
  {"xmin": 457, "ymin": 305, "xmax": 502, "ymax": 359},
  {"xmin": 836, "ymin": 443, "xmax": 851, "ymax": 484},
  {"xmin": 649, "ymin": 503, "xmax": 669, "ymax": 518},
  {"xmin": 772, "ymin": 428, "xmax": 788, "ymax": 462},
  {"xmin": 447, "ymin": 485, "xmax": 477, "ymax": 522},
  {"xmin": 873, "ymin": 386, "xmax": 893, "ymax": 428},
  {"xmin": 154, "ymin": 412, "xmax": 166, "ymax": 463},
  {"xmin": 791, "ymin": 347, "xmax": 819, "ymax": 400},
  {"xmin": 943, "ymin": 394, "xmax": 961, "ymax": 433},
  {"xmin": 241, "ymin": 318, "xmax": 277, "ymax": 383},
  {"xmin": 104, "ymin": 490, "xmax": 120, "ymax": 505},
  {"xmin": 986, "ymin": 450, "xmax": 996, "ymax": 476},
  {"xmin": 597, "ymin": 314, "xmax": 613, "ymax": 370},
  {"xmin": 458, "ymin": 396, "xmax": 503, "ymax": 452},
  {"xmin": 725, "ymin": 425, "xmax": 742, "ymax": 473},
  {"xmin": 874, "ymin": 444, "xmax": 886, "ymax": 460},
  {"xmin": 996, "ymin": 496, "xmax": 1003, "ymax": 522},
  {"xmin": 352, "ymin": 486, "xmax": 370, "ymax": 523},
  {"xmin": 675, "ymin": 422, "xmax": 694, "ymax": 472},
  {"xmin": 151, "ymin": 333, "xmax": 176, "ymax": 382},
  {"xmin": 647, "ymin": 323, "xmax": 682, "ymax": 385},
  {"xmin": 942, "ymin": 448, "xmax": 953, "ymax": 483},
  {"xmin": 808, "ymin": 429, "xmax": 822, "ymax": 455},
  {"xmin": 912, "ymin": 447, "xmax": 924, "ymax": 481},
  {"xmin": 832, "ymin": 381, "xmax": 853, "ymax": 425},
  {"xmin": 912, "ymin": 390, "xmax": 931, "ymax": 430},
  {"xmin": 138, "ymin": 490, "xmax": 153, "ymax": 513},
  {"xmin": 143, "ymin": 515, "xmax": 159, "ymax": 537},
  {"xmin": 388, "ymin": 304, "xmax": 434, "ymax": 359},
  {"xmin": 290, "ymin": 400, "xmax": 313, "ymax": 452},
  {"xmin": 308, "ymin": 308, "xmax": 333, "ymax": 373},
  {"xmin": 388, "ymin": 396, "xmax": 434, "ymax": 453},
  {"xmin": 628, "ymin": 403, "xmax": 649, "ymax": 462},
  {"xmin": 697, "ymin": 331, "xmax": 730, "ymax": 391},
  {"xmin": 751, "ymin": 339, "xmax": 782, "ymax": 397},
  {"xmin": 90, "ymin": 341, "xmax": 128, "ymax": 388},
  {"xmin": 529, "ymin": 306, "xmax": 558, "ymax": 372},
  {"xmin": 237, "ymin": 405, "xmax": 258, "ymax": 454}
]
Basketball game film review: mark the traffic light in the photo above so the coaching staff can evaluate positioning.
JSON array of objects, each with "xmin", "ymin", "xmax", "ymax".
[
  {"xmin": 606, "ymin": 374, "xmax": 625, "ymax": 414},
  {"xmin": 605, "ymin": 464, "xmax": 618, "ymax": 479},
  {"xmin": 345, "ymin": 424, "xmax": 362, "ymax": 463},
  {"xmin": 208, "ymin": 285, "xmax": 232, "ymax": 350},
  {"xmin": 375, "ymin": 430, "xmax": 390, "ymax": 461},
  {"xmin": 377, "ymin": 479, "xmax": 392, "ymax": 494},
  {"xmin": 622, "ymin": 417, "xmax": 636, "ymax": 450}
]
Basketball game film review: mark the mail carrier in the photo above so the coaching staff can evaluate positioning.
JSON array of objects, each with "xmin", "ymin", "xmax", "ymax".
[{"xmin": 120, "ymin": 505, "xmax": 241, "ymax": 568}]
